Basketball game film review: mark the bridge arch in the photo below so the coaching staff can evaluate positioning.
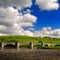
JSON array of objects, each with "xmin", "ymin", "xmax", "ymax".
[
  {"xmin": 4, "ymin": 42, "xmax": 16, "ymax": 48},
  {"xmin": 45, "ymin": 44, "xmax": 49, "ymax": 46},
  {"xmin": 4, "ymin": 44, "xmax": 16, "ymax": 48}
]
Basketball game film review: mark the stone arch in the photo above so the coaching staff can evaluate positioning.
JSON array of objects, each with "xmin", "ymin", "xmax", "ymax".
[
  {"xmin": 45, "ymin": 44, "xmax": 49, "ymax": 46},
  {"xmin": 4, "ymin": 42, "xmax": 16, "ymax": 48},
  {"xmin": 4, "ymin": 44, "xmax": 16, "ymax": 48},
  {"xmin": 43, "ymin": 43, "xmax": 53, "ymax": 47}
]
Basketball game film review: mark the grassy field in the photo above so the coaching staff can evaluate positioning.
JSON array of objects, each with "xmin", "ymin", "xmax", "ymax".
[
  {"xmin": 38, "ymin": 37, "xmax": 60, "ymax": 44},
  {"xmin": 0, "ymin": 36, "xmax": 38, "ymax": 42},
  {"xmin": 0, "ymin": 35, "xmax": 60, "ymax": 44}
]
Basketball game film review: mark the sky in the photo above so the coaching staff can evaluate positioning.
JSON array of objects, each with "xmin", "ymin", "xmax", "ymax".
[
  {"xmin": 31, "ymin": 0, "xmax": 60, "ymax": 30},
  {"xmin": 0, "ymin": 0, "xmax": 60, "ymax": 38}
]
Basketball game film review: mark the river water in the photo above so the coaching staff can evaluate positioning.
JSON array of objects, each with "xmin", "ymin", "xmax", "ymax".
[{"xmin": 0, "ymin": 49, "xmax": 60, "ymax": 60}]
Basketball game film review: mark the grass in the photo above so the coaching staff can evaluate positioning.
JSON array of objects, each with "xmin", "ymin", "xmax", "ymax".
[
  {"xmin": 34, "ymin": 45, "xmax": 60, "ymax": 49},
  {"xmin": 37, "ymin": 37, "xmax": 60, "ymax": 44},
  {"xmin": 0, "ymin": 35, "xmax": 38, "ymax": 42},
  {"xmin": 41, "ymin": 46, "xmax": 60, "ymax": 49},
  {"xmin": 0, "ymin": 35, "xmax": 60, "ymax": 44},
  {"xmin": 19, "ymin": 45, "xmax": 30, "ymax": 49}
]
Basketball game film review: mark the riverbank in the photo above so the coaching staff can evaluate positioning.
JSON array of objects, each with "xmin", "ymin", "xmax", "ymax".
[{"xmin": 0, "ymin": 49, "xmax": 60, "ymax": 60}]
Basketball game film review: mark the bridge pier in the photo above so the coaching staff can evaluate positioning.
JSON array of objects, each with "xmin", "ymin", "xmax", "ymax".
[
  {"xmin": 1, "ymin": 42, "xmax": 4, "ymax": 50},
  {"xmin": 29, "ymin": 42, "xmax": 34, "ymax": 49},
  {"xmin": 16, "ymin": 42, "xmax": 20, "ymax": 49}
]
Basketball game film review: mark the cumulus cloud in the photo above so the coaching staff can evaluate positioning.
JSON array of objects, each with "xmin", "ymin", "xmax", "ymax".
[
  {"xmin": 0, "ymin": 7, "xmax": 37, "ymax": 36},
  {"xmin": 0, "ymin": 7, "xmax": 19, "ymax": 26},
  {"xmin": 0, "ymin": 33, "xmax": 6, "ymax": 36},
  {"xmin": 0, "ymin": 0, "xmax": 37, "ymax": 36},
  {"xmin": 0, "ymin": 0, "xmax": 32, "ymax": 9},
  {"xmin": 0, "ymin": 0, "xmax": 60, "ymax": 38},
  {"xmin": 36, "ymin": 0, "xmax": 59, "ymax": 10},
  {"xmin": 50, "ymin": 29, "xmax": 60, "ymax": 36},
  {"xmin": 42, "ymin": 27, "xmax": 52, "ymax": 31},
  {"xmin": 0, "ymin": 25, "xmax": 7, "ymax": 34},
  {"xmin": 34, "ymin": 27, "xmax": 51, "ymax": 37},
  {"xmin": 19, "ymin": 13, "xmax": 37, "ymax": 26},
  {"xmin": 34, "ymin": 27, "xmax": 60, "ymax": 38},
  {"xmin": 24, "ymin": 30, "xmax": 34, "ymax": 36}
]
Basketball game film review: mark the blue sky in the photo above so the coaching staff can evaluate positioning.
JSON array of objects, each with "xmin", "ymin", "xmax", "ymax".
[{"xmin": 29, "ymin": 0, "xmax": 60, "ymax": 30}]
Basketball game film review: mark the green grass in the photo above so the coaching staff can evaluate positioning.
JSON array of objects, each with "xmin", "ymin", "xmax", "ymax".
[
  {"xmin": 37, "ymin": 37, "xmax": 60, "ymax": 44},
  {"xmin": 19, "ymin": 45, "xmax": 30, "ymax": 49},
  {"xmin": 0, "ymin": 35, "xmax": 38, "ymax": 42},
  {"xmin": 0, "ymin": 36, "xmax": 60, "ymax": 45},
  {"xmin": 34, "ymin": 45, "xmax": 60, "ymax": 49},
  {"xmin": 41, "ymin": 46, "xmax": 60, "ymax": 49}
]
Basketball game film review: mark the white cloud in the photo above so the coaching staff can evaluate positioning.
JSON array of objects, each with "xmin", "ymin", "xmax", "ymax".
[
  {"xmin": 0, "ymin": 7, "xmax": 19, "ymax": 26},
  {"xmin": 24, "ymin": 30, "xmax": 34, "ymax": 37},
  {"xmin": 0, "ymin": 25, "xmax": 7, "ymax": 33},
  {"xmin": 0, "ymin": 7, "xmax": 37, "ymax": 36},
  {"xmin": 0, "ymin": 0, "xmax": 32, "ymax": 9},
  {"xmin": 0, "ymin": 33, "xmax": 6, "ymax": 36},
  {"xmin": 42, "ymin": 27, "xmax": 52, "ymax": 31},
  {"xmin": 50, "ymin": 29, "xmax": 60, "ymax": 36},
  {"xmin": 34, "ymin": 27, "xmax": 60, "ymax": 38},
  {"xmin": 36, "ymin": 0, "xmax": 59, "ymax": 10},
  {"xmin": 19, "ymin": 13, "xmax": 37, "ymax": 26},
  {"xmin": 47, "ymin": 27, "xmax": 52, "ymax": 31}
]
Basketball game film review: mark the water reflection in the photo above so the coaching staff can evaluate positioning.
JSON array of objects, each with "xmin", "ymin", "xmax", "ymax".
[{"xmin": 0, "ymin": 49, "xmax": 60, "ymax": 60}]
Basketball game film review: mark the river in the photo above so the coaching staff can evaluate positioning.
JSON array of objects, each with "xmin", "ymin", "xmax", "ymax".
[{"xmin": 0, "ymin": 49, "xmax": 60, "ymax": 60}]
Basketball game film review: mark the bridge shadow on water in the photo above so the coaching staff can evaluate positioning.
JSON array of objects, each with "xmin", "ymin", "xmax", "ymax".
[{"xmin": 4, "ymin": 44, "xmax": 16, "ymax": 49}]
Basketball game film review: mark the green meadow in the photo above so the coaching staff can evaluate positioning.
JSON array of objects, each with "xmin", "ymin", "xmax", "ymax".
[{"xmin": 0, "ymin": 36, "xmax": 60, "ymax": 44}]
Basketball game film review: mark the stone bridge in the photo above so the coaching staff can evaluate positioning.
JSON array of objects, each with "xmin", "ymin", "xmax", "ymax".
[
  {"xmin": 1, "ymin": 42, "xmax": 20, "ymax": 49},
  {"xmin": 43, "ymin": 43, "xmax": 56, "ymax": 47},
  {"xmin": 1, "ymin": 42, "xmax": 41, "ymax": 49},
  {"xmin": 0, "ymin": 42, "xmax": 57, "ymax": 49}
]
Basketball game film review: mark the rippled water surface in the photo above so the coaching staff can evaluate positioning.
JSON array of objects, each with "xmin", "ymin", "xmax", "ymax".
[{"xmin": 0, "ymin": 49, "xmax": 60, "ymax": 60}]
